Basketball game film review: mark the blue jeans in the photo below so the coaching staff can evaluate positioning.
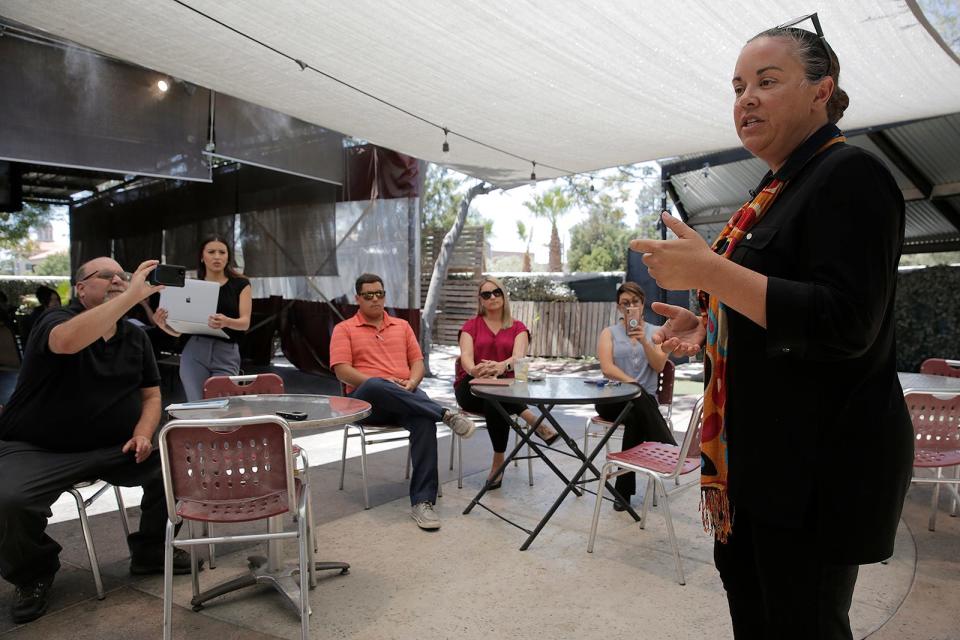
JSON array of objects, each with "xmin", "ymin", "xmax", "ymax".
[{"xmin": 348, "ymin": 377, "xmax": 445, "ymax": 505}]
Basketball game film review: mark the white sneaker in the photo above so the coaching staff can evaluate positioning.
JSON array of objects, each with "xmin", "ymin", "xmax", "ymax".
[
  {"xmin": 442, "ymin": 410, "xmax": 476, "ymax": 439},
  {"xmin": 411, "ymin": 502, "xmax": 441, "ymax": 530}
]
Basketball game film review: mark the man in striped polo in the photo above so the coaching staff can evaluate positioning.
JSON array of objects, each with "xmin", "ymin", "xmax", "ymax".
[{"xmin": 330, "ymin": 273, "xmax": 476, "ymax": 530}]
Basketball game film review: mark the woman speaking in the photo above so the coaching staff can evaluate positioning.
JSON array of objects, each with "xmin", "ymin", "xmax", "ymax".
[{"xmin": 632, "ymin": 15, "xmax": 913, "ymax": 639}]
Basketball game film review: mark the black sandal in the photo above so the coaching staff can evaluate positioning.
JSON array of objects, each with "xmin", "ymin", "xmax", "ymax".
[{"xmin": 536, "ymin": 428, "xmax": 559, "ymax": 446}]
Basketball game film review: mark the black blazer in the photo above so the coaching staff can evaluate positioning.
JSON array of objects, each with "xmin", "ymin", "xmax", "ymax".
[{"xmin": 723, "ymin": 124, "xmax": 914, "ymax": 564}]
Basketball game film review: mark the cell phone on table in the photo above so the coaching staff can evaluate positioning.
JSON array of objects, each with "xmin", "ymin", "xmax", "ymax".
[
  {"xmin": 147, "ymin": 264, "xmax": 186, "ymax": 287},
  {"xmin": 276, "ymin": 411, "xmax": 308, "ymax": 421}
]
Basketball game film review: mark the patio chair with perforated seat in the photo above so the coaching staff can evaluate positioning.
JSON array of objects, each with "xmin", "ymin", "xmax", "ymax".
[
  {"xmin": 920, "ymin": 358, "xmax": 960, "ymax": 378},
  {"xmin": 587, "ymin": 396, "xmax": 704, "ymax": 585},
  {"xmin": 201, "ymin": 373, "xmax": 292, "ymax": 567},
  {"xmin": 582, "ymin": 360, "xmax": 677, "ymax": 455},
  {"xmin": 906, "ymin": 391, "xmax": 960, "ymax": 531},
  {"xmin": 159, "ymin": 415, "xmax": 320, "ymax": 640},
  {"xmin": 448, "ymin": 411, "xmax": 537, "ymax": 489}
]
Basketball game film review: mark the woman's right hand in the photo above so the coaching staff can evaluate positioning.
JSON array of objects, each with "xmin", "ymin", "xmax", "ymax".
[{"xmin": 649, "ymin": 302, "xmax": 705, "ymax": 356}]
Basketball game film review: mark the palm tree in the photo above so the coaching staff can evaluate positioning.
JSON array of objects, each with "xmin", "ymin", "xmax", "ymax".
[
  {"xmin": 516, "ymin": 220, "xmax": 534, "ymax": 272},
  {"xmin": 523, "ymin": 186, "xmax": 571, "ymax": 272}
]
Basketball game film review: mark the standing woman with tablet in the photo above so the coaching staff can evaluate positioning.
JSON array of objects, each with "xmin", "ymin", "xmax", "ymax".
[{"xmin": 155, "ymin": 235, "xmax": 251, "ymax": 401}]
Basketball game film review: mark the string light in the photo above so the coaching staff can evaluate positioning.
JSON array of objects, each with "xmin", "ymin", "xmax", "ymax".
[
  {"xmin": 157, "ymin": 79, "xmax": 169, "ymax": 92},
  {"xmin": 530, "ymin": 161, "xmax": 537, "ymax": 186},
  {"xmin": 295, "ymin": 59, "xmax": 307, "ymax": 72},
  {"xmin": 442, "ymin": 128, "xmax": 450, "ymax": 154}
]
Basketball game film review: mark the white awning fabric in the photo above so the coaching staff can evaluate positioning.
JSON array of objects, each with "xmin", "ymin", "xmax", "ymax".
[{"xmin": 2, "ymin": 0, "xmax": 959, "ymax": 186}]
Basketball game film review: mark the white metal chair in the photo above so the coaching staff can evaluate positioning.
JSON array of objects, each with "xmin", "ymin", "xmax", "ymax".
[
  {"xmin": 587, "ymin": 396, "xmax": 703, "ymax": 585},
  {"xmin": 336, "ymin": 384, "xmax": 443, "ymax": 508},
  {"xmin": 449, "ymin": 411, "xmax": 536, "ymax": 489},
  {"xmin": 582, "ymin": 360, "xmax": 676, "ymax": 455},
  {"xmin": 67, "ymin": 481, "xmax": 130, "ymax": 600},
  {"xmin": 906, "ymin": 391, "xmax": 960, "ymax": 531},
  {"xmin": 159, "ymin": 415, "xmax": 315, "ymax": 640}
]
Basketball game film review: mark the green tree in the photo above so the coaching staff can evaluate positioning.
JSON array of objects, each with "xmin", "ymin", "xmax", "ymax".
[
  {"xmin": 421, "ymin": 164, "xmax": 492, "ymax": 234},
  {"xmin": 34, "ymin": 251, "xmax": 71, "ymax": 276},
  {"xmin": 0, "ymin": 203, "xmax": 58, "ymax": 251},
  {"xmin": 565, "ymin": 163, "xmax": 665, "ymax": 271},
  {"xmin": 523, "ymin": 186, "xmax": 571, "ymax": 272},
  {"xmin": 516, "ymin": 220, "xmax": 534, "ymax": 272}
]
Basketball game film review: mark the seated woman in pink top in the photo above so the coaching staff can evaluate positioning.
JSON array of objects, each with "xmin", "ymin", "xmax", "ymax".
[{"xmin": 454, "ymin": 277, "xmax": 557, "ymax": 488}]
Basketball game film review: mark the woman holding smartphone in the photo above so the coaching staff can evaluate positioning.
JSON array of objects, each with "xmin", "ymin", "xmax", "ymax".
[
  {"xmin": 595, "ymin": 281, "xmax": 676, "ymax": 510},
  {"xmin": 155, "ymin": 235, "xmax": 252, "ymax": 401}
]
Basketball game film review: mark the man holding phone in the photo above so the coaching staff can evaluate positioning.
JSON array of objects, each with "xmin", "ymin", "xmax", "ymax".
[
  {"xmin": 0, "ymin": 257, "xmax": 198, "ymax": 624},
  {"xmin": 330, "ymin": 273, "xmax": 477, "ymax": 530}
]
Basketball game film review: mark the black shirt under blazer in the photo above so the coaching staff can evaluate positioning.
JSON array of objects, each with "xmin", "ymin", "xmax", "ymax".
[{"xmin": 723, "ymin": 123, "xmax": 914, "ymax": 565}]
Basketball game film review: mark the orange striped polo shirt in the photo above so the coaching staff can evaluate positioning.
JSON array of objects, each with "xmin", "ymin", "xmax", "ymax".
[{"xmin": 329, "ymin": 311, "xmax": 423, "ymax": 393}]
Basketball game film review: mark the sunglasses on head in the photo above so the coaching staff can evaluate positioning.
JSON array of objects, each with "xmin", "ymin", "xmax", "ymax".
[
  {"xmin": 81, "ymin": 270, "xmax": 131, "ymax": 283},
  {"xmin": 359, "ymin": 290, "xmax": 386, "ymax": 301},
  {"xmin": 776, "ymin": 12, "xmax": 834, "ymax": 79},
  {"xmin": 479, "ymin": 288, "xmax": 504, "ymax": 300}
]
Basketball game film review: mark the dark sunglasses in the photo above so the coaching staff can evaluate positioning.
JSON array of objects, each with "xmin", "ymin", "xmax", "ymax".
[
  {"xmin": 479, "ymin": 288, "xmax": 504, "ymax": 300},
  {"xmin": 80, "ymin": 270, "xmax": 131, "ymax": 283},
  {"xmin": 359, "ymin": 290, "xmax": 386, "ymax": 301},
  {"xmin": 776, "ymin": 12, "xmax": 834, "ymax": 79}
]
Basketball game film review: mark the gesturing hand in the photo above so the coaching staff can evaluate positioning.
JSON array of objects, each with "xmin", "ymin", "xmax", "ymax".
[
  {"xmin": 630, "ymin": 213, "xmax": 718, "ymax": 291},
  {"xmin": 122, "ymin": 435, "xmax": 153, "ymax": 463},
  {"xmin": 648, "ymin": 302, "xmax": 706, "ymax": 357}
]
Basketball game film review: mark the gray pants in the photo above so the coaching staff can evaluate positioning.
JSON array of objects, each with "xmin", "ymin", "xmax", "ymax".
[{"xmin": 179, "ymin": 336, "xmax": 241, "ymax": 401}]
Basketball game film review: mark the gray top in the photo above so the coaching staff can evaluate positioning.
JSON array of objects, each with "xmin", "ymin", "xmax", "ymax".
[
  {"xmin": 166, "ymin": 394, "xmax": 371, "ymax": 430},
  {"xmin": 469, "ymin": 376, "xmax": 641, "ymax": 405},
  {"xmin": 608, "ymin": 322, "xmax": 659, "ymax": 395}
]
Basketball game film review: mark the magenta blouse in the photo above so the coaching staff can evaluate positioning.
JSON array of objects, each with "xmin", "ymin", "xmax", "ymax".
[{"xmin": 454, "ymin": 315, "xmax": 531, "ymax": 386}]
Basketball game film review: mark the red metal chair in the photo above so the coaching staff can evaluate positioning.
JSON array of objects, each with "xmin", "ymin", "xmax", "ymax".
[
  {"xmin": 202, "ymin": 373, "xmax": 296, "ymax": 566},
  {"xmin": 159, "ymin": 415, "xmax": 314, "ymax": 640},
  {"xmin": 920, "ymin": 358, "xmax": 960, "ymax": 378},
  {"xmin": 203, "ymin": 373, "xmax": 284, "ymax": 397},
  {"xmin": 587, "ymin": 396, "xmax": 704, "ymax": 585},
  {"xmin": 907, "ymin": 391, "xmax": 960, "ymax": 531},
  {"xmin": 582, "ymin": 360, "xmax": 677, "ymax": 454}
]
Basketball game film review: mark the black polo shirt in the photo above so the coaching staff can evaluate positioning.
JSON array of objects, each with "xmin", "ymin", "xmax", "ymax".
[{"xmin": 0, "ymin": 300, "xmax": 160, "ymax": 452}]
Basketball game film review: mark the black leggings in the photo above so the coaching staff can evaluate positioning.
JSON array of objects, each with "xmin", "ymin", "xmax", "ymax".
[
  {"xmin": 454, "ymin": 377, "xmax": 527, "ymax": 453},
  {"xmin": 594, "ymin": 390, "xmax": 676, "ymax": 496}
]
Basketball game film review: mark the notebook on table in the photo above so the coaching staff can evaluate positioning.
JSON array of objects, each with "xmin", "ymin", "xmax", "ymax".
[
  {"xmin": 469, "ymin": 377, "xmax": 514, "ymax": 386},
  {"xmin": 159, "ymin": 279, "xmax": 229, "ymax": 339}
]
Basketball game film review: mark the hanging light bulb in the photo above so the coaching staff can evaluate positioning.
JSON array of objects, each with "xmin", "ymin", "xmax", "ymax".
[
  {"xmin": 529, "ymin": 161, "xmax": 537, "ymax": 186},
  {"xmin": 702, "ymin": 162, "xmax": 711, "ymax": 179},
  {"xmin": 157, "ymin": 79, "xmax": 169, "ymax": 92},
  {"xmin": 442, "ymin": 128, "xmax": 450, "ymax": 154}
]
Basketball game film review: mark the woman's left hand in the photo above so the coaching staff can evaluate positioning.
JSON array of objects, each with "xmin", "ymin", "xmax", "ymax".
[
  {"xmin": 208, "ymin": 313, "xmax": 229, "ymax": 329},
  {"xmin": 630, "ymin": 213, "xmax": 718, "ymax": 291}
]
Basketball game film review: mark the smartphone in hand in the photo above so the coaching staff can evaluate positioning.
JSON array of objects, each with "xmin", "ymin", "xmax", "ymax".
[
  {"xmin": 625, "ymin": 306, "xmax": 642, "ymax": 333},
  {"xmin": 147, "ymin": 264, "xmax": 186, "ymax": 287}
]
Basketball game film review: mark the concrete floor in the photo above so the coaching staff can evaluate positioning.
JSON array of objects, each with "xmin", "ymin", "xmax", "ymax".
[{"xmin": 1, "ymin": 349, "xmax": 958, "ymax": 638}]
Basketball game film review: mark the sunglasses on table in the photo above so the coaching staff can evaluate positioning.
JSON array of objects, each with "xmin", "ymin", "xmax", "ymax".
[
  {"xmin": 479, "ymin": 288, "xmax": 504, "ymax": 300},
  {"xmin": 359, "ymin": 290, "xmax": 386, "ymax": 300},
  {"xmin": 80, "ymin": 270, "xmax": 132, "ymax": 283}
]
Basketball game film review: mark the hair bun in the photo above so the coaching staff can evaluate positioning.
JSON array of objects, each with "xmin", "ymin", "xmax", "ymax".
[{"xmin": 828, "ymin": 86, "xmax": 850, "ymax": 123}]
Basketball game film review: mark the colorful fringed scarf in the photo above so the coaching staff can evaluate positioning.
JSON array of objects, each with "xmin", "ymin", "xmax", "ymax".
[{"xmin": 698, "ymin": 135, "xmax": 845, "ymax": 543}]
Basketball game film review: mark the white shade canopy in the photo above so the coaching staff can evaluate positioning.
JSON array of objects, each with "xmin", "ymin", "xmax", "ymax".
[{"xmin": 2, "ymin": 0, "xmax": 959, "ymax": 186}]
